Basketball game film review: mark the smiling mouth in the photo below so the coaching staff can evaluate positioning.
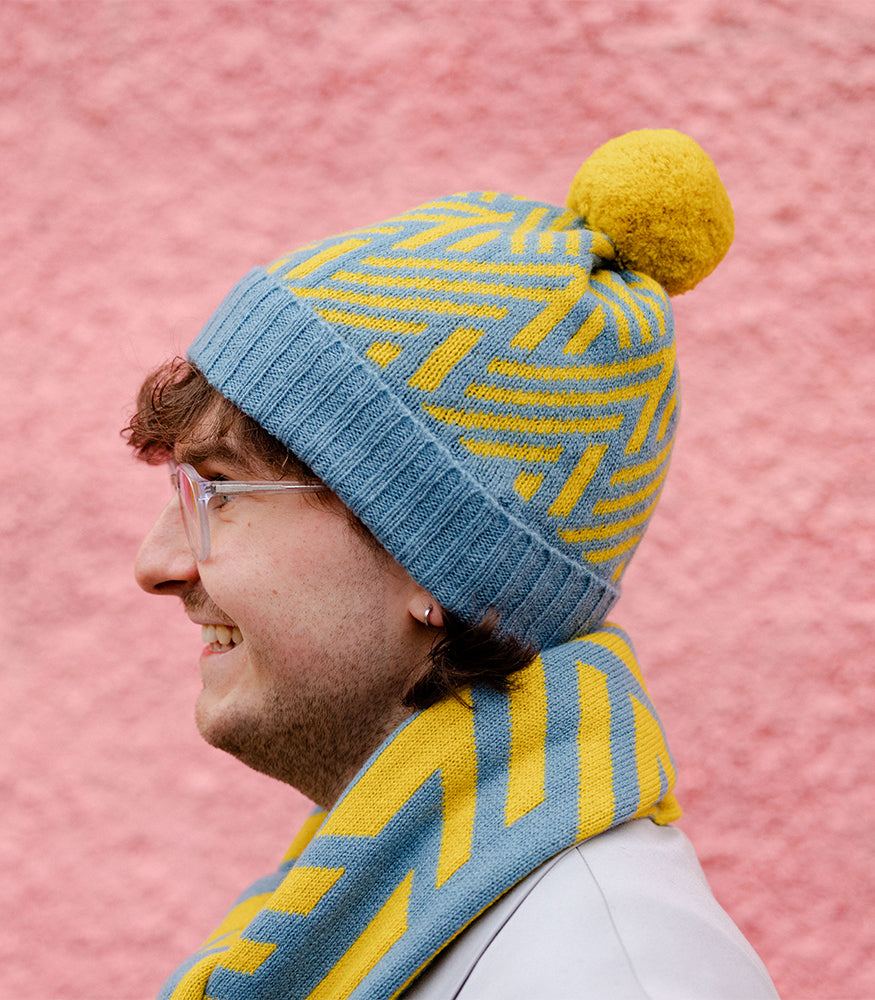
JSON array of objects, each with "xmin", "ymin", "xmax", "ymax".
[{"xmin": 201, "ymin": 624, "xmax": 243, "ymax": 653}]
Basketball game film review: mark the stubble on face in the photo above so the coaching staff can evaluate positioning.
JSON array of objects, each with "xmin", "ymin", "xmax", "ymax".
[
  {"xmin": 189, "ymin": 493, "xmax": 427, "ymax": 809},
  {"xmin": 197, "ymin": 631, "xmax": 418, "ymax": 809},
  {"xmin": 151, "ymin": 420, "xmax": 432, "ymax": 809}
]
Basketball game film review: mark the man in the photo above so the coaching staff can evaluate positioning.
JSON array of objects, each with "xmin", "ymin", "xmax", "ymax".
[{"xmin": 130, "ymin": 130, "xmax": 779, "ymax": 998}]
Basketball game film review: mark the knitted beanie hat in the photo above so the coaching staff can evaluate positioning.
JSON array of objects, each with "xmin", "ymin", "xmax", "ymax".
[{"xmin": 188, "ymin": 129, "xmax": 733, "ymax": 648}]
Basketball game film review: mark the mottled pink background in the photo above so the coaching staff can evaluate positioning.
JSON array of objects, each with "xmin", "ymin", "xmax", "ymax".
[{"xmin": 2, "ymin": 2, "xmax": 873, "ymax": 997}]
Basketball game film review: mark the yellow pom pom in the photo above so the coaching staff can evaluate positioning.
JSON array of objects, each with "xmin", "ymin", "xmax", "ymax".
[{"xmin": 567, "ymin": 129, "xmax": 734, "ymax": 295}]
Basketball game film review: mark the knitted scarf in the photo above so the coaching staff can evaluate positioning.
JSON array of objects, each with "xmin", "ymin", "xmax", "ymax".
[{"xmin": 158, "ymin": 624, "xmax": 680, "ymax": 1000}]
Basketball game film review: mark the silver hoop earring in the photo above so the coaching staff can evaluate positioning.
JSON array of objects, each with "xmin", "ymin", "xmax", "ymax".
[{"xmin": 424, "ymin": 605, "xmax": 434, "ymax": 628}]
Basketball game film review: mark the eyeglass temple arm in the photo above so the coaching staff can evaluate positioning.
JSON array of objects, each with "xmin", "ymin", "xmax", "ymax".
[{"xmin": 204, "ymin": 481, "xmax": 328, "ymax": 497}]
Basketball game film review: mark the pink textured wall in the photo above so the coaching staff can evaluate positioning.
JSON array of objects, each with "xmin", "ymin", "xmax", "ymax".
[{"xmin": 3, "ymin": 2, "xmax": 873, "ymax": 997}]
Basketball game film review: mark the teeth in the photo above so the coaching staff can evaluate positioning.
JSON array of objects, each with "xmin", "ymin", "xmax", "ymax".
[{"xmin": 201, "ymin": 623, "xmax": 242, "ymax": 651}]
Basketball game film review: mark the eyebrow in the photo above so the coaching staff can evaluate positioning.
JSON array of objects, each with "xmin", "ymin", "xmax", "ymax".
[
  {"xmin": 174, "ymin": 438, "xmax": 318, "ymax": 483},
  {"xmin": 174, "ymin": 440, "xmax": 252, "ymax": 470}
]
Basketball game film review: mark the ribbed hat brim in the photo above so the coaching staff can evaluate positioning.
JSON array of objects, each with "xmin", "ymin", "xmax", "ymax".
[{"xmin": 189, "ymin": 267, "xmax": 619, "ymax": 647}]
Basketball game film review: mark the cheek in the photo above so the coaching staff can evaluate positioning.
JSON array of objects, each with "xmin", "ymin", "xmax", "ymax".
[
  {"xmin": 228, "ymin": 542, "xmax": 350, "ymax": 637},
  {"xmin": 204, "ymin": 508, "xmax": 410, "ymax": 644}
]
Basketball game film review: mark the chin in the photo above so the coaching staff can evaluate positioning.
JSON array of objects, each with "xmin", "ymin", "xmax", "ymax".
[
  {"xmin": 194, "ymin": 692, "xmax": 292, "ymax": 780},
  {"xmin": 194, "ymin": 694, "xmax": 349, "ymax": 804},
  {"xmin": 195, "ymin": 692, "xmax": 250, "ymax": 754}
]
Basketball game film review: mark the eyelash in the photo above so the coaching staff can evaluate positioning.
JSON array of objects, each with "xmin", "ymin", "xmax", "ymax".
[{"xmin": 208, "ymin": 476, "xmax": 234, "ymax": 509}]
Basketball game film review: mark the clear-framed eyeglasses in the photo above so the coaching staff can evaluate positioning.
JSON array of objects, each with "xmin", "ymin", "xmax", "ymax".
[{"xmin": 170, "ymin": 461, "xmax": 328, "ymax": 561}]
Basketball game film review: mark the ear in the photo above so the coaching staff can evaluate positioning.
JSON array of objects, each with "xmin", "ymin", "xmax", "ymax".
[{"xmin": 408, "ymin": 590, "xmax": 444, "ymax": 629}]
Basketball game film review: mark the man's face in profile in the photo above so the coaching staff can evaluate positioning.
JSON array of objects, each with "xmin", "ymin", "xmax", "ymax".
[{"xmin": 133, "ymin": 423, "xmax": 429, "ymax": 807}]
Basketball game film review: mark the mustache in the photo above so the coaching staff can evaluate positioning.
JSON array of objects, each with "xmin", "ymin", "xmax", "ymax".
[{"xmin": 182, "ymin": 589, "xmax": 236, "ymax": 627}]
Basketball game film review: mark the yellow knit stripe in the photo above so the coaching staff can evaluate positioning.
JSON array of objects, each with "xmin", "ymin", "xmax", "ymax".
[
  {"xmin": 514, "ymin": 471, "xmax": 544, "ymax": 501},
  {"xmin": 408, "ymin": 327, "xmax": 486, "ymax": 392},
  {"xmin": 594, "ymin": 465, "xmax": 669, "ymax": 514},
  {"xmin": 564, "ymin": 306, "xmax": 605, "ymax": 354},
  {"xmin": 366, "ymin": 341, "xmax": 403, "ymax": 367},
  {"xmin": 317, "ymin": 225, "xmax": 404, "ymax": 243},
  {"xmin": 395, "ymin": 200, "xmax": 512, "ymax": 219},
  {"xmin": 630, "ymin": 270, "xmax": 668, "ymax": 299},
  {"xmin": 279, "ymin": 239, "xmax": 372, "ymax": 279},
  {"xmin": 583, "ymin": 628, "xmax": 646, "ymax": 691},
  {"xmin": 564, "ymin": 229, "xmax": 582, "ymax": 257},
  {"xmin": 626, "ymin": 272, "xmax": 668, "ymax": 338},
  {"xmin": 559, "ymin": 495, "xmax": 660, "ymax": 542},
  {"xmin": 580, "ymin": 626, "xmax": 680, "ymax": 824},
  {"xmin": 465, "ymin": 378, "xmax": 664, "ymax": 408},
  {"xmin": 590, "ymin": 231, "xmax": 616, "ymax": 259},
  {"xmin": 267, "ymin": 252, "xmax": 295, "ymax": 274},
  {"xmin": 284, "ymin": 226, "xmax": 402, "ymax": 256},
  {"xmin": 487, "ymin": 345, "xmax": 673, "ymax": 382},
  {"xmin": 589, "ymin": 277, "xmax": 631, "ymax": 349},
  {"xmin": 511, "ymin": 207, "xmax": 550, "ymax": 253},
  {"xmin": 486, "ymin": 348, "xmax": 675, "ymax": 455},
  {"xmin": 281, "ymin": 811, "xmax": 327, "ymax": 863},
  {"xmin": 510, "ymin": 274, "xmax": 592, "ymax": 350},
  {"xmin": 592, "ymin": 272, "xmax": 655, "ymax": 345},
  {"xmin": 267, "ymin": 866, "xmax": 345, "ymax": 916},
  {"xmin": 334, "ymin": 269, "xmax": 562, "ymax": 303},
  {"xmin": 169, "ymin": 952, "xmax": 225, "ymax": 1000},
  {"xmin": 392, "ymin": 212, "xmax": 473, "ymax": 225},
  {"xmin": 630, "ymin": 695, "xmax": 678, "ymax": 818},
  {"xmin": 392, "ymin": 213, "xmax": 514, "ymax": 251},
  {"xmin": 169, "ymin": 891, "xmax": 279, "ymax": 997},
  {"xmin": 611, "ymin": 441, "xmax": 672, "ymax": 486},
  {"xmin": 318, "ymin": 693, "xmax": 477, "ymax": 889},
  {"xmin": 460, "ymin": 438, "xmax": 564, "ymax": 462},
  {"xmin": 537, "ymin": 230, "xmax": 555, "ymax": 254},
  {"xmin": 625, "ymin": 378, "xmax": 671, "ymax": 453},
  {"xmin": 290, "ymin": 285, "xmax": 508, "ymax": 320},
  {"xmin": 575, "ymin": 532, "xmax": 643, "ymax": 562},
  {"xmin": 424, "ymin": 405, "xmax": 623, "ymax": 435},
  {"xmin": 548, "ymin": 445, "xmax": 609, "ymax": 517},
  {"xmin": 220, "ymin": 939, "xmax": 278, "ymax": 975},
  {"xmin": 304, "ymin": 872, "xmax": 414, "ymax": 1000},
  {"xmin": 447, "ymin": 229, "xmax": 502, "ymax": 252},
  {"xmin": 657, "ymin": 392, "xmax": 677, "ymax": 440},
  {"xmin": 506, "ymin": 655, "xmax": 548, "ymax": 825},
  {"xmin": 545, "ymin": 209, "xmax": 578, "ymax": 232},
  {"xmin": 363, "ymin": 254, "xmax": 583, "ymax": 278},
  {"xmin": 466, "ymin": 376, "xmax": 672, "ymax": 457},
  {"xmin": 312, "ymin": 308, "xmax": 427, "ymax": 335},
  {"xmin": 611, "ymin": 437, "xmax": 674, "ymax": 485},
  {"xmin": 202, "ymin": 893, "xmax": 275, "ymax": 947},
  {"xmin": 576, "ymin": 663, "xmax": 616, "ymax": 839},
  {"xmin": 611, "ymin": 558, "xmax": 630, "ymax": 582},
  {"xmin": 648, "ymin": 791, "xmax": 683, "ymax": 826}
]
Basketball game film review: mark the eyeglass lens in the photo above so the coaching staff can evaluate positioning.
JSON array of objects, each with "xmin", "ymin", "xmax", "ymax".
[{"xmin": 174, "ymin": 465, "xmax": 207, "ymax": 560}]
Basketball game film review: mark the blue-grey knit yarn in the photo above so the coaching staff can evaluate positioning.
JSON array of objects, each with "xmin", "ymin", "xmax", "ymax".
[{"xmin": 188, "ymin": 191, "xmax": 678, "ymax": 647}]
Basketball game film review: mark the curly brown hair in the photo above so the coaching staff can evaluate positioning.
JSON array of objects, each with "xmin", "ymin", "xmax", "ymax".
[{"xmin": 124, "ymin": 359, "xmax": 536, "ymax": 708}]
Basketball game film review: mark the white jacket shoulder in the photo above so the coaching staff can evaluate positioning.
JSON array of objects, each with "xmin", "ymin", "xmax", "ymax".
[{"xmin": 404, "ymin": 819, "xmax": 778, "ymax": 999}]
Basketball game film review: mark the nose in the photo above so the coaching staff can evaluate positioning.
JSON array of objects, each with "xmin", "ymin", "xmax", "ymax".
[{"xmin": 135, "ymin": 497, "xmax": 200, "ymax": 595}]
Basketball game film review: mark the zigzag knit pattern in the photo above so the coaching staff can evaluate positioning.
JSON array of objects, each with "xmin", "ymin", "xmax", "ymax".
[
  {"xmin": 158, "ymin": 625, "xmax": 680, "ymax": 1000},
  {"xmin": 190, "ymin": 190, "xmax": 678, "ymax": 645},
  {"xmin": 268, "ymin": 192, "xmax": 676, "ymax": 574}
]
